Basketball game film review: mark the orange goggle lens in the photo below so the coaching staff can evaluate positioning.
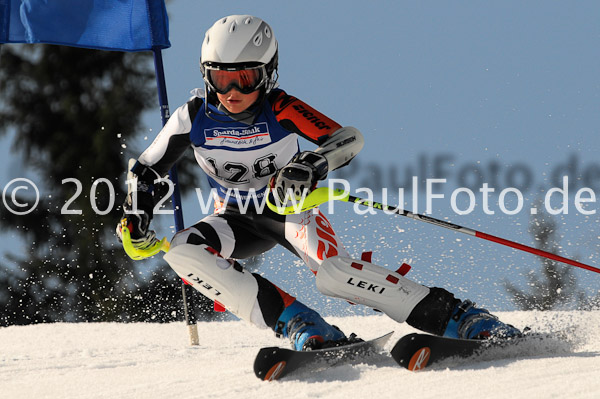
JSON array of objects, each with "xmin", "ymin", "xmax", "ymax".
[{"xmin": 207, "ymin": 68, "xmax": 263, "ymax": 94}]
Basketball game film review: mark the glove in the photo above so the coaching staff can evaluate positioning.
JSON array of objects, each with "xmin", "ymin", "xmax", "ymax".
[
  {"xmin": 116, "ymin": 194, "xmax": 157, "ymax": 250},
  {"xmin": 271, "ymin": 151, "xmax": 328, "ymax": 203}
]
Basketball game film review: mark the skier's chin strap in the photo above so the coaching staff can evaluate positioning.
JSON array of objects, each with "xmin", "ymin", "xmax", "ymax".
[{"xmin": 315, "ymin": 256, "xmax": 430, "ymax": 323}]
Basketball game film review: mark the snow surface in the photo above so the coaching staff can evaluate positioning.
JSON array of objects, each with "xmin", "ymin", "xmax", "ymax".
[{"xmin": 1, "ymin": 311, "xmax": 599, "ymax": 399}]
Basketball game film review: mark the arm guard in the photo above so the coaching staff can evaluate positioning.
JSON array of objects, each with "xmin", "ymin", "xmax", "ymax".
[{"xmin": 314, "ymin": 126, "xmax": 364, "ymax": 172}]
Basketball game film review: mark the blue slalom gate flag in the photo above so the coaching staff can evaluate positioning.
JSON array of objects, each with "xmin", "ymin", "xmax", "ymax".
[{"xmin": 0, "ymin": 0, "xmax": 170, "ymax": 51}]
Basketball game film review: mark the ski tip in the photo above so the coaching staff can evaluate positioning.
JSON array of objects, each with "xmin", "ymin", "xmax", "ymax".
[
  {"xmin": 262, "ymin": 360, "xmax": 287, "ymax": 381},
  {"xmin": 390, "ymin": 333, "xmax": 428, "ymax": 371},
  {"xmin": 254, "ymin": 347, "xmax": 288, "ymax": 381},
  {"xmin": 407, "ymin": 347, "xmax": 431, "ymax": 371}
]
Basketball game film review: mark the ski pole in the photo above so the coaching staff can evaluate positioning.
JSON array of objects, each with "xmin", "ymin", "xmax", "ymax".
[
  {"xmin": 266, "ymin": 187, "xmax": 600, "ymax": 275},
  {"xmin": 153, "ymin": 48, "xmax": 199, "ymax": 346}
]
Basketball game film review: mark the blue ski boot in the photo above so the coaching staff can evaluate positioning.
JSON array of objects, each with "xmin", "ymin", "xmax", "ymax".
[
  {"xmin": 275, "ymin": 300, "xmax": 349, "ymax": 351},
  {"xmin": 443, "ymin": 300, "xmax": 521, "ymax": 340}
]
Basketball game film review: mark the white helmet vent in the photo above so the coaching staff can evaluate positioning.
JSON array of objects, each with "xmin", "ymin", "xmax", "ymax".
[
  {"xmin": 229, "ymin": 20, "xmax": 237, "ymax": 33},
  {"xmin": 253, "ymin": 33, "xmax": 263, "ymax": 47},
  {"xmin": 264, "ymin": 26, "xmax": 271, "ymax": 38},
  {"xmin": 243, "ymin": 17, "xmax": 253, "ymax": 24}
]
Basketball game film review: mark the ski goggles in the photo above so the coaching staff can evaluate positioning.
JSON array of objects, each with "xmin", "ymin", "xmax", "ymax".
[{"xmin": 204, "ymin": 64, "xmax": 267, "ymax": 95}]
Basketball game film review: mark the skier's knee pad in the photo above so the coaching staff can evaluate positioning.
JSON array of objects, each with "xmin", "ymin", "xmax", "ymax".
[
  {"xmin": 163, "ymin": 243, "xmax": 261, "ymax": 324},
  {"xmin": 316, "ymin": 256, "xmax": 430, "ymax": 323}
]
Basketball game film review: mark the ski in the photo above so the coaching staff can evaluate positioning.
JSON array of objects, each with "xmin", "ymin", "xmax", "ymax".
[
  {"xmin": 254, "ymin": 331, "xmax": 394, "ymax": 381},
  {"xmin": 390, "ymin": 332, "xmax": 563, "ymax": 371},
  {"xmin": 391, "ymin": 333, "xmax": 485, "ymax": 371}
]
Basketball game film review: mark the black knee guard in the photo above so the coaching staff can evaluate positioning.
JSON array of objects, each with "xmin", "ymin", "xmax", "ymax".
[{"xmin": 405, "ymin": 287, "xmax": 461, "ymax": 336}]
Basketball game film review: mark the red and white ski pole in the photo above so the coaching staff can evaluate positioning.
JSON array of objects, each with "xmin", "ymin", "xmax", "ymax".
[
  {"xmin": 267, "ymin": 187, "xmax": 600, "ymax": 274},
  {"xmin": 346, "ymin": 194, "xmax": 599, "ymax": 274}
]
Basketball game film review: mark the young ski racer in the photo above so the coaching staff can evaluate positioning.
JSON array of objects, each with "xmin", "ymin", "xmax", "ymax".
[{"xmin": 116, "ymin": 15, "xmax": 520, "ymax": 351}]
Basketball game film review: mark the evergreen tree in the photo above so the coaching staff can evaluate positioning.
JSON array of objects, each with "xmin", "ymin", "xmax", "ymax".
[
  {"xmin": 0, "ymin": 44, "xmax": 212, "ymax": 325},
  {"xmin": 504, "ymin": 203, "xmax": 578, "ymax": 310}
]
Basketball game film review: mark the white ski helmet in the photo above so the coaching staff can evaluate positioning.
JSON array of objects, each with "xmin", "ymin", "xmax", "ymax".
[{"xmin": 200, "ymin": 15, "xmax": 278, "ymax": 95}]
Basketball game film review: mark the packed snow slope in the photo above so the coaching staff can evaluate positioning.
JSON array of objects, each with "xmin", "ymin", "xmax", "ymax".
[{"xmin": 1, "ymin": 311, "xmax": 599, "ymax": 399}]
